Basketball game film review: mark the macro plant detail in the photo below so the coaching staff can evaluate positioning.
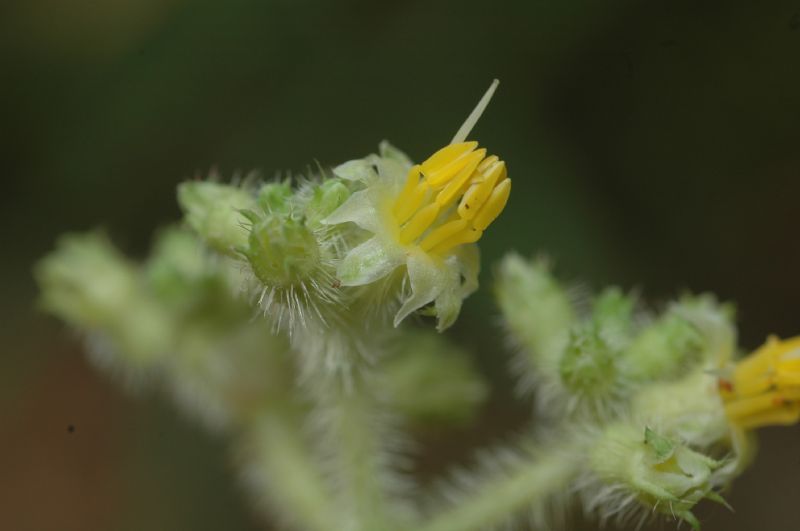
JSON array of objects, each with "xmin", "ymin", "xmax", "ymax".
[{"xmin": 35, "ymin": 82, "xmax": 799, "ymax": 531}]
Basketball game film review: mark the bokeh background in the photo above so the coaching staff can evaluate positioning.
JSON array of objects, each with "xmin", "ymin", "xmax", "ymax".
[{"xmin": 2, "ymin": 1, "xmax": 799, "ymax": 530}]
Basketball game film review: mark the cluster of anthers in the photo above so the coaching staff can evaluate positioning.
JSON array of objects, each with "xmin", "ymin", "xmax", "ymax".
[
  {"xmin": 392, "ymin": 141, "xmax": 510, "ymax": 256},
  {"xmin": 324, "ymin": 79, "xmax": 512, "ymax": 331},
  {"xmin": 720, "ymin": 335, "xmax": 800, "ymax": 430}
]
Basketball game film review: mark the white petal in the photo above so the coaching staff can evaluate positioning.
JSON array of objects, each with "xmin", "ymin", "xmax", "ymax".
[
  {"xmin": 432, "ymin": 245, "xmax": 481, "ymax": 331},
  {"xmin": 433, "ymin": 271, "xmax": 463, "ymax": 331},
  {"xmin": 332, "ymin": 156, "xmax": 380, "ymax": 182},
  {"xmin": 379, "ymin": 141, "xmax": 413, "ymax": 168},
  {"xmin": 322, "ymin": 188, "xmax": 384, "ymax": 234},
  {"xmin": 393, "ymin": 251, "xmax": 447, "ymax": 328},
  {"xmin": 337, "ymin": 235, "xmax": 404, "ymax": 286},
  {"xmin": 378, "ymin": 141, "xmax": 414, "ymax": 191},
  {"xmin": 453, "ymin": 243, "xmax": 481, "ymax": 298}
]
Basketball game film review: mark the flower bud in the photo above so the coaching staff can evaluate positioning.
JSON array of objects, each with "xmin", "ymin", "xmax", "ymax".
[
  {"xmin": 177, "ymin": 181, "xmax": 256, "ymax": 256},
  {"xmin": 622, "ymin": 312, "xmax": 703, "ymax": 383},
  {"xmin": 591, "ymin": 287, "xmax": 635, "ymax": 348},
  {"xmin": 305, "ymin": 179, "xmax": 351, "ymax": 229},
  {"xmin": 588, "ymin": 423, "xmax": 726, "ymax": 530},
  {"xmin": 35, "ymin": 232, "xmax": 173, "ymax": 365},
  {"xmin": 36, "ymin": 233, "xmax": 137, "ymax": 328},
  {"xmin": 495, "ymin": 255, "xmax": 575, "ymax": 374},
  {"xmin": 559, "ymin": 324, "xmax": 619, "ymax": 402},
  {"xmin": 242, "ymin": 211, "xmax": 321, "ymax": 288},
  {"xmin": 145, "ymin": 226, "xmax": 212, "ymax": 302},
  {"xmin": 257, "ymin": 182, "xmax": 293, "ymax": 214}
]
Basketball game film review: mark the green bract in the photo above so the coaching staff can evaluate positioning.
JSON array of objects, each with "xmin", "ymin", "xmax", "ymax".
[{"xmin": 177, "ymin": 180, "xmax": 256, "ymax": 256}]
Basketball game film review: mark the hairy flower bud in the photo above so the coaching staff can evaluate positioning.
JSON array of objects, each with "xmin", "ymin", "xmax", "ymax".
[
  {"xmin": 36, "ymin": 233, "xmax": 173, "ymax": 365},
  {"xmin": 306, "ymin": 179, "xmax": 351, "ymax": 229},
  {"xmin": 178, "ymin": 180, "xmax": 256, "ymax": 256},
  {"xmin": 623, "ymin": 312, "xmax": 704, "ymax": 383},
  {"xmin": 588, "ymin": 424, "xmax": 727, "ymax": 530},
  {"xmin": 560, "ymin": 324, "xmax": 619, "ymax": 403},
  {"xmin": 495, "ymin": 254, "xmax": 575, "ymax": 376},
  {"xmin": 257, "ymin": 181, "xmax": 293, "ymax": 214},
  {"xmin": 243, "ymin": 211, "xmax": 322, "ymax": 288}
]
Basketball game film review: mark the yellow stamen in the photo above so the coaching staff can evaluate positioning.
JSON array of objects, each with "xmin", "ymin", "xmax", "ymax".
[
  {"xmin": 734, "ymin": 406, "xmax": 800, "ymax": 431},
  {"xmin": 473, "ymin": 178, "xmax": 511, "ymax": 231},
  {"xmin": 429, "ymin": 227, "xmax": 482, "ymax": 255},
  {"xmin": 419, "ymin": 219, "xmax": 469, "ymax": 251},
  {"xmin": 398, "ymin": 202, "xmax": 440, "ymax": 244},
  {"xmin": 435, "ymin": 150, "xmax": 486, "ymax": 207},
  {"xmin": 457, "ymin": 161, "xmax": 506, "ymax": 220},
  {"xmin": 393, "ymin": 165, "xmax": 422, "ymax": 220},
  {"xmin": 721, "ymin": 335, "xmax": 800, "ymax": 430},
  {"xmin": 394, "ymin": 181, "xmax": 430, "ymax": 225},
  {"xmin": 389, "ymin": 81, "xmax": 511, "ymax": 256},
  {"xmin": 476, "ymin": 155, "xmax": 499, "ymax": 173},
  {"xmin": 391, "ymin": 144, "xmax": 510, "ymax": 255},
  {"xmin": 421, "ymin": 142, "xmax": 478, "ymax": 185}
]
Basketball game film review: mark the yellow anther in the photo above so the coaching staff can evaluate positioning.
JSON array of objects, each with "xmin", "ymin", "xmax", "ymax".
[
  {"xmin": 394, "ymin": 182, "xmax": 430, "ymax": 224},
  {"xmin": 732, "ymin": 404, "xmax": 800, "ymax": 431},
  {"xmin": 399, "ymin": 202, "xmax": 441, "ymax": 245},
  {"xmin": 476, "ymin": 155, "xmax": 499, "ymax": 174},
  {"xmin": 393, "ymin": 165, "xmax": 421, "ymax": 218},
  {"xmin": 457, "ymin": 161, "xmax": 506, "ymax": 220},
  {"xmin": 472, "ymin": 178, "xmax": 511, "ymax": 231},
  {"xmin": 390, "ymin": 132, "xmax": 509, "ymax": 256},
  {"xmin": 435, "ymin": 149, "xmax": 486, "ymax": 207},
  {"xmin": 419, "ymin": 219, "xmax": 469, "ymax": 252},
  {"xmin": 421, "ymin": 142, "xmax": 477, "ymax": 176},
  {"xmin": 777, "ymin": 367, "xmax": 800, "ymax": 386},
  {"xmin": 423, "ymin": 142, "xmax": 480, "ymax": 187},
  {"xmin": 430, "ymin": 226, "xmax": 483, "ymax": 255},
  {"xmin": 722, "ymin": 335, "xmax": 800, "ymax": 429}
]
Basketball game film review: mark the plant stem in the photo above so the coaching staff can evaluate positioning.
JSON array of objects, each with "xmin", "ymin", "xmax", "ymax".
[
  {"xmin": 414, "ymin": 440, "xmax": 583, "ymax": 531},
  {"xmin": 329, "ymin": 382, "xmax": 399, "ymax": 531},
  {"xmin": 248, "ymin": 408, "xmax": 338, "ymax": 531}
]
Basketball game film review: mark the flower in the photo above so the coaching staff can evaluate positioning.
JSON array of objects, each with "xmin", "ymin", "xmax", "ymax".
[
  {"xmin": 588, "ymin": 424, "xmax": 728, "ymax": 531},
  {"xmin": 719, "ymin": 335, "xmax": 800, "ymax": 429},
  {"xmin": 323, "ymin": 81, "xmax": 511, "ymax": 330}
]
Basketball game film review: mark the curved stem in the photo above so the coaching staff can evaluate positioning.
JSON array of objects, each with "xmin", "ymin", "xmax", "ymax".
[
  {"xmin": 327, "ymin": 382, "xmax": 400, "ymax": 531},
  {"xmin": 414, "ymin": 440, "xmax": 583, "ymax": 531},
  {"xmin": 247, "ymin": 408, "xmax": 339, "ymax": 531}
]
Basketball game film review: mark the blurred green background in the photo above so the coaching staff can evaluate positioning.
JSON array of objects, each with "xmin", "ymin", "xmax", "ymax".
[{"xmin": 2, "ymin": 1, "xmax": 799, "ymax": 530}]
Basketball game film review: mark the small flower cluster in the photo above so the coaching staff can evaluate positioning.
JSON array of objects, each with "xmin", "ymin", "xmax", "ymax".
[
  {"xmin": 494, "ymin": 254, "xmax": 800, "ymax": 529},
  {"xmin": 177, "ymin": 92, "xmax": 509, "ymax": 345},
  {"xmin": 35, "ymin": 81, "xmax": 799, "ymax": 531}
]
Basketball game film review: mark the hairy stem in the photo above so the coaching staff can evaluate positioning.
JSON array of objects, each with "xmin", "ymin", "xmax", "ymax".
[
  {"xmin": 328, "ymin": 383, "xmax": 400, "ymax": 531},
  {"xmin": 415, "ymin": 440, "xmax": 583, "ymax": 531},
  {"xmin": 247, "ymin": 408, "xmax": 338, "ymax": 531}
]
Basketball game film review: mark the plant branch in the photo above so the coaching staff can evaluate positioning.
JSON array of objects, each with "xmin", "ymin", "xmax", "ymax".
[
  {"xmin": 414, "ymin": 439, "xmax": 583, "ymax": 531},
  {"xmin": 245, "ymin": 407, "xmax": 339, "ymax": 531}
]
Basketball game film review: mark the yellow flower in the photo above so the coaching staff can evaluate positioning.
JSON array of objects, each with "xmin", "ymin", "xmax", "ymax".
[
  {"xmin": 323, "ymin": 81, "xmax": 510, "ymax": 330},
  {"xmin": 719, "ymin": 335, "xmax": 800, "ymax": 430}
]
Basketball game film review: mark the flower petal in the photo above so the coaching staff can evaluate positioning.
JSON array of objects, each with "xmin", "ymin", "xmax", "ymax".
[
  {"xmin": 332, "ymin": 156, "xmax": 380, "ymax": 183},
  {"xmin": 379, "ymin": 141, "xmax": 413, "ymax": 168},
  {"xmin": 433, "ymin": 276, "xmax": 462, "ymax": 331},
  {"xmin": 433, "ymin": 245, "xmax": 481, "ymax": 331},
  {"xmin": 394, "ymin": 251, "xmax": 447, "ymax": 328},
  {"xmin": 453, "ymin": 243, "xmax": 481, "ymax": 298},
  {"xmin": 322, "ymin": 188, "xmax": 384, "ymax": 234},
  {"xmin": 378, "ymin": 141, "xmax": 414, "ymax": 191},
  {"xmin": 337, "ymin": 235, "xmax": 404, "ymax": 286}
]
